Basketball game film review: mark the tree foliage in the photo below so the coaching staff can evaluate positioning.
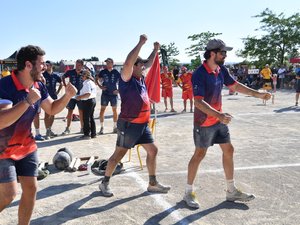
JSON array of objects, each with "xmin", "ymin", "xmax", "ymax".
[
  {"xmin": 186, "ymin": 31, "xmax": 222, "ymax": 69},
  {"xmin": 82, "ymin": 56, "xmax": 99, "ymax": 61},
  {"xmin": 237, "ymin": 8, "xmax": 300, "ymax": 67}
]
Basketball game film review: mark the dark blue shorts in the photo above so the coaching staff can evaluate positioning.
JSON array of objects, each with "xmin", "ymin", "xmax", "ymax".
[
  {"xmin": 101, "ymin": 94, "xmax": 117, "ymax": 107},
  {"xmin": 67, "ymin": 98, "xmax": 83, "ymax": 110},
  {"xmin": 116, "ymin": 119, "xmax": 154, "ymax": 149},
  {"xmin": 193, "ymin": 122, "xmax": 231, "ymax": 148},
  {"xmin": 0, "ymin": 151, "xmax": 39, "ymax": 183}
]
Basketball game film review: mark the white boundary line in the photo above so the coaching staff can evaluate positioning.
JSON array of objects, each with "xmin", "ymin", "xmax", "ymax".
[
  {"xmin": 128, "ymin": 163, "xmax": 300, "ymax": 176},
  {"xmin": 127, "ymin": 171, "xmax": 189, "ymax": 225}
]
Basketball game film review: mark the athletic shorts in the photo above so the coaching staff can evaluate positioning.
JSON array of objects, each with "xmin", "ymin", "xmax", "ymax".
[
  {"xmin": 182, "ymin": 90, "xmax": 193, "ymax": 100},
  {"xmin": 116, "ymin": 119, "xmax": 154, "ymax": 149},
  {"xmin": 101, "ymin": 94, "xmax": 117, "ymax": 107},
  {"xmin": 162, "ymin": 88, "xmax": 173, "ymax": 98},
  {"xmin": 0, "ymin": 151, "xmax": 39, "ymax": 183},
  {"xmin": 193, "ymin": 122, "xmax": 230, "ymax": 148},
  {"xmin": 67, "ymin": 98, "xmax": 83, "ymax": 110}
]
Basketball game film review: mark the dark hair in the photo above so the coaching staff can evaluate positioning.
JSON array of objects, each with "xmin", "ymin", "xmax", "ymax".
[
  {"xmin": 16, "ymin": 45, "xmax": 45, "ymax": 71},
  {"xmin": 76, "ymin": 59, "xmax": 84, "ymax": 65},
  {"xmin": 203, "ymin": 50, "xmax": 211, "ymax": 60}
]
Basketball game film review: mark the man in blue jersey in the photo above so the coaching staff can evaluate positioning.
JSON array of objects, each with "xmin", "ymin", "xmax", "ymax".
[
  {"xmin": 43, "ymin": 60, "xmax": 63, "ymax": 139},
  {"xmin": 0, "ymin": 45, "xmax": 76, "ymax": 224},
  {"xmin": 183, "ymin": 39, "xmax": 272, "ymax": 209},
  {"xmin": 61, "ymin": 59, "xmax": 84, "ymax": 135},
  {"xmin": 99, "ymin": 34, "xmax": 170, "ymax": 197},
  {"xmin": 95, "ymin": 58, "xmax": 120, "ymax": 134}
]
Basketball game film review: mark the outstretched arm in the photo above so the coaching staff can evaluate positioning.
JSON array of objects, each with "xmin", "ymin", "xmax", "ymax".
[
  {"xmin": 144, "ymin": 42, "xmax": 160, "ymax": 70},
  {"xmin": 121, "ymin": 34, "xmax": 147, "ymax": 82},
  {"xmin": 231, "ymin": 82, "xmax": 272, "ymax": 100}
]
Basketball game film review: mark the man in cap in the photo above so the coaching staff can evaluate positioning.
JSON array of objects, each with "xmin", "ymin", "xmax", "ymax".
[
  {"xmin": 95, "ymin": 57, "xmax": 120, "ymax": 134},
  {"xmin": 0, "ymin": 45, "xmax": 76, "ymax": 224},
  {"xmin": 43, "ymin": 60, "xmax": 63, "ymax": 139},
  {"xmin": 177, "ymin": 66, "xmax": 193, "ymax": 113},
  {"xmin": 98, "ymin": 34, "xmax": 170, "ymax": 197},
  {"xmin": 183, "ymin": 39, "xmax": 272, "ymax": 209}
]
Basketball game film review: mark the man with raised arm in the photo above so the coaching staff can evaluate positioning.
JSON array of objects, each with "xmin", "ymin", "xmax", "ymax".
[{"xmin": 99, "ymin": 35, "xmax": 170, "ymax": 197}]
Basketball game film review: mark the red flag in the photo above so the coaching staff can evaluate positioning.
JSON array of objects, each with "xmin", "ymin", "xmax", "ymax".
[{"xmin": 145, "ymin": 53, "xmax": 161, "ymax": 103}]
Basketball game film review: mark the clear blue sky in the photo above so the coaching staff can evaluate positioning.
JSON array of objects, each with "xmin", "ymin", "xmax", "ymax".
[{"xmin": 1, "ymin": 0, "xmax": 299, "ymax": 64}]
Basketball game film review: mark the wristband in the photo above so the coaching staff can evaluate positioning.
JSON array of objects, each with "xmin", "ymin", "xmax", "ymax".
[{"xmin": 25, "ymin": 96, "xmax": 33, "ymax": 105}]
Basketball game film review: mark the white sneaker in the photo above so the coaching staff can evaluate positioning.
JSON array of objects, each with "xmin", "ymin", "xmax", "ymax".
[
  {"xmin": 183, "ymin": 192, "xmax": 200, "ymax": 209},
  {"xmin": 99, "ymin": 182, "xmax": 113, "ymax": 197},
  {"xmin": 226, "ymin": 189, "xmax": 255, "ymax": 202}
]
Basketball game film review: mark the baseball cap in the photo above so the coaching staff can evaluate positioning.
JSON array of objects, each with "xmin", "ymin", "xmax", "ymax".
[
  {"xmin": 104, "ymin": 58, "xmax": 114, "ymax": 63},
  {"xmin": 205, "ymin": 39, "xmax": 233, "ymax": 51},
  {"xmin": 45, "ymin": 60, "xmax": 53, "ymax": 65},
  {"xmin": 135, "ymin": 56, "xmax": 149, "ymax": 65}
]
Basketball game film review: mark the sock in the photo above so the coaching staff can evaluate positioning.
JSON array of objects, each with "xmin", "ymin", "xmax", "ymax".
[
  {"xmin": 149, "ymin": 175, "xmax": 157, "ymax": 186},
  {"xmin": 100, "ymin": 122, "xmax": 104, "ymax": 128},
  {"xmin": 46, "ymin": 128, "xmax": 51, "ymax": 131},
  {"xmin": 185, "ymin": 184, "xmax": 193, "ymax": 194},
  {"xmin": 103, "ymin": 176, "xmax": 110, "ymax": 183},
  {"xmin": 35, "ymin": 129, "xmax": 40, "ymax": 135},
  {"xmin": 226, "ymin": 179, "xmax": 236, "ymax": 192},
  {"xmin": 113, "ymin": 122, "xmax": 117, "ymax": 128}
]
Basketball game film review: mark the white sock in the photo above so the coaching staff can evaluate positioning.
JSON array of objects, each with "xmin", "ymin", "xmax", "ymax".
[
  {"xmin": 35, "ymin": 129, "xmax": 40, "ymax": 135},
  {"xmin": 185, "ymin": 184, "xmax": 193, "ymax": 194},
  {"xmin": 226, "ymin": 179, "xmax": 236, "ymax": 192},
  {"xmin": 100, "ymin": 122, "xmax": 104, "ymax": 128},
  {"xmin": 113, "ymin": 122, "xmax": 117, "ymax": 128}
]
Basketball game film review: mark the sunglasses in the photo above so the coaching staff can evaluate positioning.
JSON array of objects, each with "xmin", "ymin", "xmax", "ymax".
[{"xmin": 217, "ymin": 50, "xmax": 227, "ymax": 56}]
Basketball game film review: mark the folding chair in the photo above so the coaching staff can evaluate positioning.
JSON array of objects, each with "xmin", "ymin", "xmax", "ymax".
[{"xmin": 128, "ymin": 118, "xmax": 156, "ymax": 170}]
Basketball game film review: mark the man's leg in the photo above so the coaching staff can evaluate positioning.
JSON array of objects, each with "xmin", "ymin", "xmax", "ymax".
[
  {"xmin": 99, "ymin": 146, "xmax": 128, "ymax": 197},
  {"xmin": 142, "ymin": 143, "xmax": 170, "ymax": 193},
  {"xmin": 189, "ymin": 98, "xmax": 193, "ymax": 112},
  {"xmin": 163, "ymin": 97, "xmax": 168, "ymax": 111},
  {"xmin": 18, "ymin": 176, "xmax": 37, "ymax": 225},
  {"xmin": 184, "ymin": 147, "xmax": 207, "ymax": 208},
  {"xmin": 66, "ymin": 109, "xmax": 73, "ymax": 128},
  {"xmin": 182, "ymin": 99, "xmax": 187, "ymax": 112},
  {"xmin": 170, "ymin": 97, "xmax": 175, "ymax": 112},
  {"xmin": 112, "ymin": 106, "xmax": 118, "ymax": 133},
  {"xmin": 187, "ymin": 147, "xmax": 207, "ymax": 185},
  {"xmin": 295, "ymin": 92, "xmax": 299, "ymax": 106},
  {"xmin": 99, "ymin": 106, "xmax": 106, "ymax": 134},
  {"xmin": 0, "ymin": 181, "xmax": 18, "ymax": 212},
  {"xmin": 220, "ymin": 143, "xmax": 255, "ymax": 202}
]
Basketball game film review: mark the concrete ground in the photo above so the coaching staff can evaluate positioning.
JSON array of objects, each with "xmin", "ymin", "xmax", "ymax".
[{"xmin": 1, "ymin": 86, "xmax": 300, "ymax": 225}]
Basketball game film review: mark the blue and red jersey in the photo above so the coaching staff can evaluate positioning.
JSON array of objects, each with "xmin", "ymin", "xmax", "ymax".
[
  {"xmin": 63, "ymin": 69, "xmax": 83, "ymax": 95},
  {"xmin": 98, "ymin": 69, "xmax": 120, "ymax": 95},
  {"xmin": 118, "ymin": 75, "xmax": 150, "ymax": 124},
  {"xmin": 43, "ymin": 71, "xmax": 62, "ymax": 99},
  {"xmin": 192, "ymin": 62, "xmax": 236, "ymax": 127},
  {"xmin": 0, "ymin": 71, "xmax": 49, "ymax": 160}
]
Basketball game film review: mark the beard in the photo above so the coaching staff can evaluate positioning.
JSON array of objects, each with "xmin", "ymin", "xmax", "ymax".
[
  {"xmin": 214, "ymin": 56, "xmax": 225, "ymax": 66},
  {"xmin": 30, "ymin": 66, "xmax": 41, "ymax": 81}
]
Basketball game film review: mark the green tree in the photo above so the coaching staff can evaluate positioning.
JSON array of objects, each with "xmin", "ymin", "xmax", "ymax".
[
  {"xmin": 82, "ymin": 56, "xmax": 99, "ymax": 61},
  {"xmin": 186, "ymin": 31, "xmax": 222, "ymax": 69},
  {"xmin": 237, "ymin": 8, "xmax": 300, "ymax": 67}
]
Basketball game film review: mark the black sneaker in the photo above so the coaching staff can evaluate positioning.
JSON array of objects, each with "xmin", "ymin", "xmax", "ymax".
[{"xmin": 98, "ymin": 127, "xmax": 104, "ymax": 135}]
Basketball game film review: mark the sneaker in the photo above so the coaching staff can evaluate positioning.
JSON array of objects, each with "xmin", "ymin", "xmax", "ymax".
[
  {"xmin": 99, "ymin": 182, "xmax": 113, "ymax": 197},
  {"xmin": 183, "ymin": 192, "xmax": 200, "ymax": 209},
  {"xmin": 113, "ymin": 127, "xmax": 118, "ymax": 133},
  {"xmin": 61, "ymin": 128, "xmax": 70, "ymax": 136},
  {"xmin": 79, "ymin": 135, "xmax": 91, "ymax": 140},
  {"xmin": 147, "ymin": 182, "xmax": 171, "ymax": 193},
  {"xmin": 296, "ymin": 102, "xmax": 298, "ymax": 106},
  {"xmin": 98, "ymin": 127, "xmax": 104, "ymax": 135},
  {"xmin": 49, "ymin": 130, "xmax": 58, "ymax": 137},
  {"xmin": 35, "ymin": 134, "xmax": 45, "ymax": 141},
  {"xmin": 170, "ymin": 109, "xmax": 176, "ymax": 112},
  {"xmin": 226, "ymin": 189, "xmax": 255, "ymax": 202}
]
